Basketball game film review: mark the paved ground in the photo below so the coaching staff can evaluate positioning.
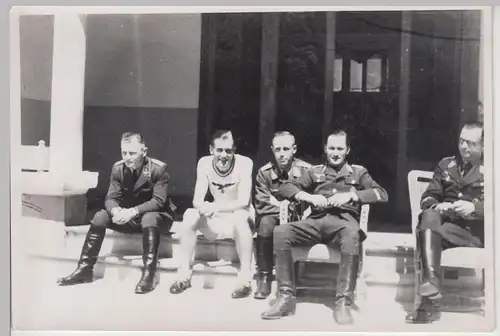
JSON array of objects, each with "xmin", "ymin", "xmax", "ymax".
[{"xmin": 12, "ymin": 253, "xmax": 493, "ymax": 333}]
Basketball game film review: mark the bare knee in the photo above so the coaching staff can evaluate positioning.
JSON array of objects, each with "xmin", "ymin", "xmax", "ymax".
[
  {"xmin": 183, "ymin": 209, "xmax": 201, "ymax": 227},
  {"xmin": 234, "ymin": 219, "xmax": 252, "ymax": 235},
  {"xmin": 178, "ymin": 209, "xmax": 201, "ymax": 237}
]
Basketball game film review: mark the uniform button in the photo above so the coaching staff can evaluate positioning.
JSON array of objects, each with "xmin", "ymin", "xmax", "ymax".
[{"xmin": 458, "ymin": 192, "xmax": 463, "ymax": 198}]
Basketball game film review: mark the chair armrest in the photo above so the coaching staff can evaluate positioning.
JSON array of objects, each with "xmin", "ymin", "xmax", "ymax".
[
  {"xmin": 279, "ymin": 200, "xmax": 291, "ymax": 225},
  {"xmin": 359, "ymin": 204, "xmax": 370, "ymax": 233}
]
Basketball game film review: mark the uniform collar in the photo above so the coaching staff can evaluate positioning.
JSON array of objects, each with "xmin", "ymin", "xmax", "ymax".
[
  {"xmin": 123, "ymin": 157, "xmax": 151, "ymax": 190},
  {"xmin": 269, "ymin": 158, "xmax": 302, "ymax": 180},
  {"xmin": 447, "ymin": 156, "xmax": 482, "ymax": 185},
  {"xmin": 324, "ymin": 161, "xmax": 353, "ymax": 178}
]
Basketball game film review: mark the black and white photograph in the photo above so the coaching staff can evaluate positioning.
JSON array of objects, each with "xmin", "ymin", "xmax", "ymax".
[{"xmin": 10, "ymin": 6, "xmax": 495, "ymax": 333}]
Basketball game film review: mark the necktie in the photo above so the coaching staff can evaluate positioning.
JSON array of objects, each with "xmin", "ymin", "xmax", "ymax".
[
  {"xmin": 462, "ymin": 162, "xmax": 473, "ymax": 177},
  {"xmin": 128, "ymin": 168, "xmax": 139, "ymax": 185}
]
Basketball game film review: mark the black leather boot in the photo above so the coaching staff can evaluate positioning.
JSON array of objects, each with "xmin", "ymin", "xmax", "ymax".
[
  {"xmin": 333, "ymin": 253, "xmax": 359, "ymax": 325},
  {"xmin": 261, "ymin": 249, "xmax": 296, "ymax": 320},
  {"xmin": 254, "ymin": 236, "xmax": 274, "ymax": 300},
  {"xmin": 57, "ymin": 226, "xmax": 106, "ymax": 286},
  {"xmin": 418, "ymin": 229, "xmax": 442, "ymax": 297},
  {"xmin": 135, "ymin": 226, "xmax": 160, "ymax": 294},
  {"xmin": 405, "ymin": 296, "xmax": 441, "ymax": 324}
]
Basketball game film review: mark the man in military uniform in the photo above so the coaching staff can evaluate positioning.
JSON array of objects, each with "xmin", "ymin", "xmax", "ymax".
[
  {"xmin": 406, "ymin": 121, "xmax": 484, "ymax": 324},
  {"xmin": 254, "ymin": 131, "xmax": 312, "ymax": 299},
  {"xmin": 57, "ymin": 132, "xmax": 176, "ymax": 294},
  {"xmin": 261, "ymin": 130, "xmax": 388, "ymax": 324}
]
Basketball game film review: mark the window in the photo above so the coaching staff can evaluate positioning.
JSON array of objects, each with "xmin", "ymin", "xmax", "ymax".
[
  {"xmin": 350, "ymin": 60, "xmax": 363, "ymax": 92},
  {"xmin": 333, "ymin": 53, "xmax": 388, "ymax": 93},
  {"xmin": 333, "ymin": 58, "xmax": 343, "ymax": 92},
  {"xmin": 366, "ymin": 57, "xmax": 382, "ymax": 92}
]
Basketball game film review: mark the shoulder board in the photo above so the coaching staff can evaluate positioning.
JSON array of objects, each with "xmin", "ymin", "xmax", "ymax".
[
  {"xmin": 351, "ymin": 164, "xmax": 366, "ymax": 170},
  {"xmin": 260, "ymin": 162, "xmax": 274, "ymax": 171},
  {"xmin": 294, "ymin": 159, "xmax": 312, "ymax": 169},
  {"xmin": 113, "ymin": 160, "xmax": 124, "ymax": 167},
  {"xmin": 311, "ymin": 164, "xmax": 325, "ymax": 172},
  {"xmin": 440, "ymin": 156, "xmax": 456, "ymax": 163},
  {"xmin": 438, "ymin": 156, "xmax": 456, "ymax": 168},
  {"xmin": 150, "ymin": 158, "xmax": 166, "ymax": 167}
]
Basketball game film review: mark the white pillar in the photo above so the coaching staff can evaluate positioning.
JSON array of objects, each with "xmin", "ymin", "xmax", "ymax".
[{"xmin": 49, "ymin": 13, "xmax": 86, "ymax": 177}]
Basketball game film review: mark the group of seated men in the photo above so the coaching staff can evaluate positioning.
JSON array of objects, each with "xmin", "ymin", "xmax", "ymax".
[{"xmin": 56, "ymin": 121, "xmax": 484, "ymax": 325}]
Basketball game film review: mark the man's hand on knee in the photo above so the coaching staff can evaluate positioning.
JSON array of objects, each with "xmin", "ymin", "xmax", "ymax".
[
  {"xmin": 197, "ymin": 202, "xmax": 216, "ymax": 218},
  {"xmin": 451, "ymin": 200, "xmax": 475, "ymax": 218},
  {"xmin": 432, "ymin": 202, "xmax": 454, "ymax": 216},
  {"xmin": 112, "ymin": 207, "xmax": 138, "ymax": 225}
]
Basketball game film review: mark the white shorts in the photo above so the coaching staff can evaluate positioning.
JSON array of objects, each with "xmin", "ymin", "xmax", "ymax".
[{"xmin": 184, "ymin": 206, "xmax": 255, "ymax": 240}]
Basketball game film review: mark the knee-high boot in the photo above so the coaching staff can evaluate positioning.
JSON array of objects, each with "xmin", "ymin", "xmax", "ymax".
[
  {"xmin": 261, "ymin": 248, "xmax": 296, "ymax": 319},
  {"xmin": 57, "ymin": 226, "xmax": 106, "ymax": 286},
  {"xmin": 254, "ymin": 236, "xmax": 274, "ymax": 299},
  {"xmin": 333, "ymin": 253, "xmax": 359, "ymax": 325},
  {"xmin": 405, "ymin": 229, "xmax": 442, "ymax": 324},
  {"xmin": 135, "ymin": 226, "xmax": 160, "ymax": 294}
]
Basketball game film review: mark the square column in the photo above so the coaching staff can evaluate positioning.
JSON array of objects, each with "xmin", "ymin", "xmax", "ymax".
[{"xmin": 49, "ymin": 13, "xmax": 86, "ymax": 178}]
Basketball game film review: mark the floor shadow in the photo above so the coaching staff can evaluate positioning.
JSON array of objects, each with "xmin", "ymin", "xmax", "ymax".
[{"xmin": 296, "ymin": 288, "xmax": 340, "ymax": 313}]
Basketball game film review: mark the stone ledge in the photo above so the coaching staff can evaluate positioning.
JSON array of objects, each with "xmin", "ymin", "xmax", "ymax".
[{"xmin": 22, "ymin": 193, "xmax": 88, "ymax": 226}]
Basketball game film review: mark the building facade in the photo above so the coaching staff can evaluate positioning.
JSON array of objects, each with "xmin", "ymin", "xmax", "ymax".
[{"xmin": 19, "ymin": 10, "xmax": 483, "ymax": 230}]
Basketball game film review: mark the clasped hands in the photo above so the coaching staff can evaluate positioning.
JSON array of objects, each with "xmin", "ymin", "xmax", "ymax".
[
  {"xmin": 301, "ymin": 191, "xmax": 357, "ymax": 209},
  {"xmin": 434, "ymin": 200, "xmax": 475, "ymax": 218},
  {"xmin": 111, "ymin": 207, "xmax": 139, "ymax": 225}
]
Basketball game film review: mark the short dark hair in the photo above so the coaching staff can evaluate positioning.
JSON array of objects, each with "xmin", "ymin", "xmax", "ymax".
[
  {"xmin": 461, "ymin": 121, "xmax": 484, "ymax": 143},
  {"xmin": 210, "ymin": 129, "xmax": 234, "ymax": 146},
  {"xmin": 121, "ymin": 132, "xmax": 146, "ymax": 146},
  {"xmin": 325, "ymin": 129, "xmax": 350, "ymax": 147}
]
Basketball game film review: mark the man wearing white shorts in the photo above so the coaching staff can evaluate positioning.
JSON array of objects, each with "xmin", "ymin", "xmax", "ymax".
[{"xmin": 169, "ymin": 130, "xmax": 255, "ymax": 298}]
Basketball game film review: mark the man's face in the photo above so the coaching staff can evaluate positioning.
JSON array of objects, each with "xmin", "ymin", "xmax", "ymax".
[
  {"xmin": 121, "ymin": 139, "xmax": 147, "ymax": 170},
  {"xmin": 210, "ymin": 137, "xmax": 235, "ymax": 173},
  {"xmin": 458, "ymin": 126, "xmax": 483, "ymax": 163},
  {"xmin": 271, "ymin": 135, "xmax": 297, "ymax": 170},
  {"xmin": 324, "ymin": 134, "xmax": 350, "ymax": 168}
]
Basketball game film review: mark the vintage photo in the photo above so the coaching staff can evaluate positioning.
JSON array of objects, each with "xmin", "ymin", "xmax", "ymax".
[{"xmin": 10, "ymin": 6, "xmax": 494, "ymax": 332}]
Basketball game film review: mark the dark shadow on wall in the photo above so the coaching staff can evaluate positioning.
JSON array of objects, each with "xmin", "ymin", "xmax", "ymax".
[{"xmin": 82, "ymin": 105, "xmax": 198, "ymax": 217}]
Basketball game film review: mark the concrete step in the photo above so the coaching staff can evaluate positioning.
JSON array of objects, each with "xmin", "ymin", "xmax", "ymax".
[{"xmin": 22, "ymin": 218, "xmax": 485, "ymax": 312}]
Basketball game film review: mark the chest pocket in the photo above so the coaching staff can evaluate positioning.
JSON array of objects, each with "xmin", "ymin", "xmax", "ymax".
[
  {"xmin": 345, "ymin": 180, "xmax": 360, "ymax": 191},
  {"xmin": 313, "ymin": 173, "xmax": 326, "ymax": 184}
]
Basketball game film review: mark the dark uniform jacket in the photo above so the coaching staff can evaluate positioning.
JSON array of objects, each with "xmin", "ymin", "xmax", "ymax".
[
  {"xmin": 421, "ymin": 156, "xmax": 484, "ymax": 221},
  {"xmin": 254, "ymin": 158, "xmax": 312, "ymax": 216},
  {"xmin": 279, "ymin": 162, "xmax": 388, "ymax": 220},
  {"xmin": 104, "ymin": 156, "xmax": 177, "ymax": 219}
]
